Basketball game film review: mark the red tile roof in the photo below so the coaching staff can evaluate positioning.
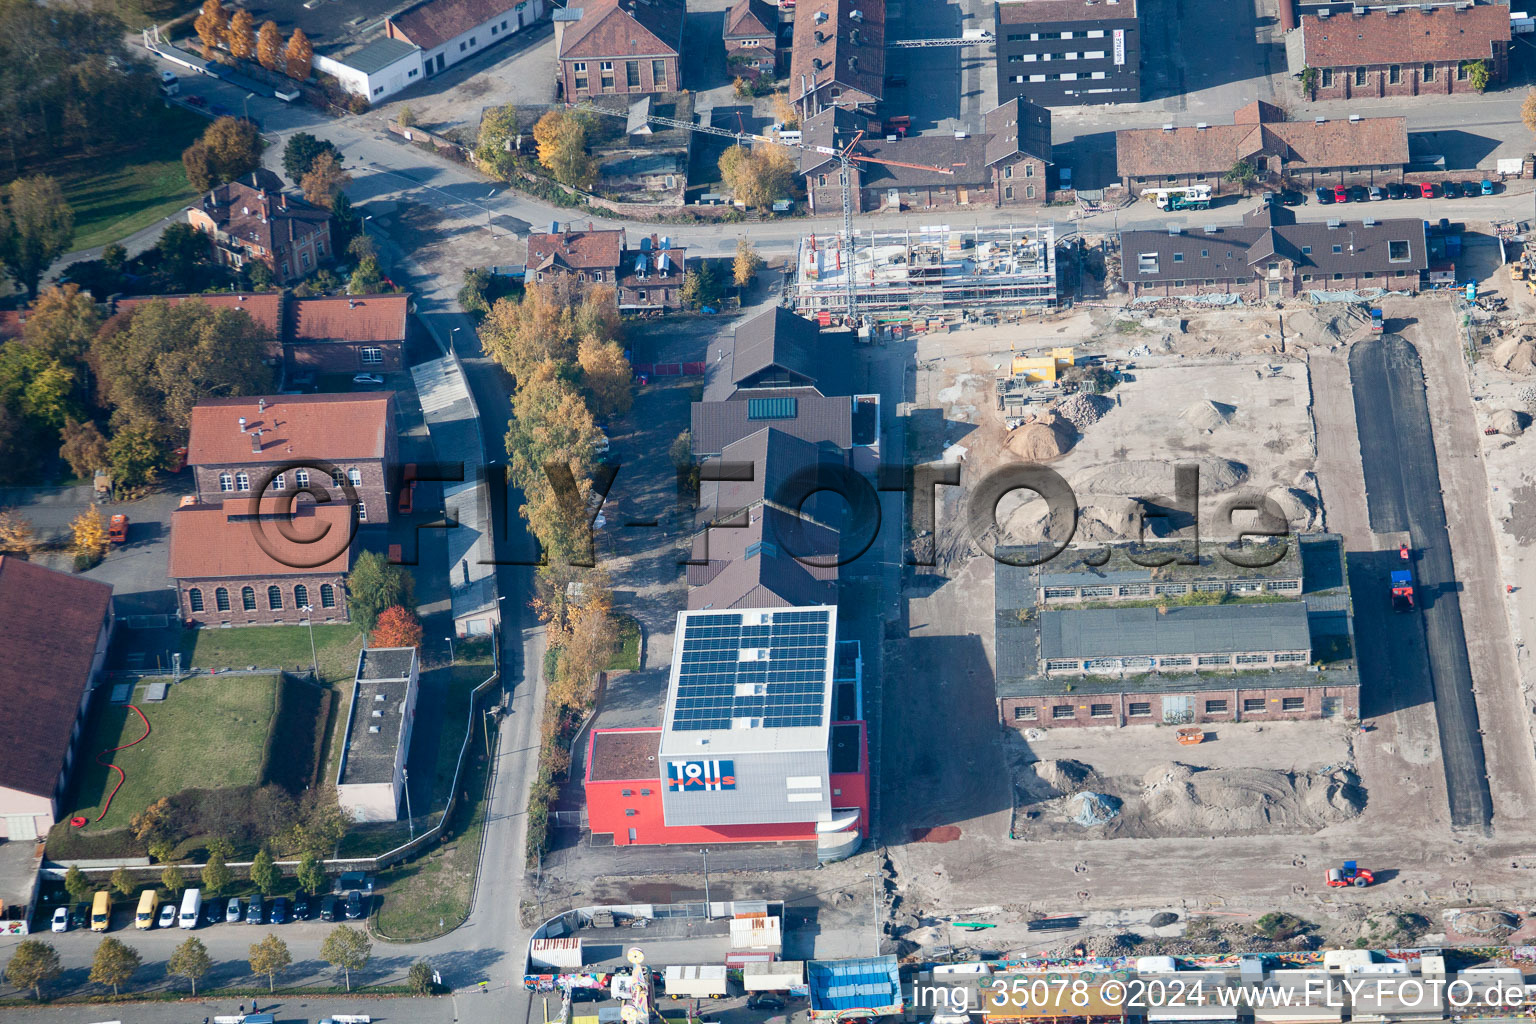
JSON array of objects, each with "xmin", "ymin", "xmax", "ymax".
[
  {"xmin": 528, "ymin": 228, "xmax": 626, "ymax": 272},
  {"xmin": 112, "ymin": 293, "xmax": 284, "ymax": 338},
  {"xmin": 186, "ymin": 393, "xmax": 392, "ymax": 467},
  {"xmin": 1116, "ymin": 105, "xmax": 1407, "ymax": 178},
  {"xmin": 560, "ymin": 0, "xmax": 685, "ymax": 60},
  {"xmin": 196, "ymin": 173, "xmax": 330, "ymax": 259},
  {"xmin": 168, "ymin": 500, "xmax": 354, "ymax": 579},
  {"xmin": 0, "ymin": 556, "xmax": 112, "ymax": 798},
  {"xmin": 387, "ymin": 0, "xmax": 524, "ymax": 50},
  {"xmin": 791, "ymin": 0, "xmax": 885, "ymax": 105},
  {"xmin": 726, "ymin": 0, "xmax": 777, "ymax": 40},
  {"xmin": 291, "ymin": 295, "xmax": 408, "ymax": 343},
  {"xmin": 1301, "ymin": 4, "xmax": 1509, "ymax": 67},
  {"xmin": 996, "ymin": 0, "xmax": 1139, "ymax": 25}
]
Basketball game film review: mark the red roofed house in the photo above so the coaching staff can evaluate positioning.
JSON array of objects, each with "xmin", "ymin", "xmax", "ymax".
[
  {"xmin": 169, "ymin": 499, "xmax": 356, "ymax": 626},
  {"xmin": 618, "ymin": 232, "xmax": 686, "ymax": 312},
  {"xmin": 286, "ymin": 294, "xmax": 410, "ymax": 373},
  {"xmin": 185, "ymin": 393, "xmax": 398, "ymax": 529},
  {"xmin": 0, "ymin": 557, "xmax": 113, "ymax": 840},
  {"xmin": 386, "ymin": 0, "xmax": 544, "ymax": 78},
  {"xmin": 724, "ymin": 0, "xmax": 781, "ymax": 78},
  {"xmin": 558, "ymin": 0, "xmax": 685, "ymax": 100},
  {"xmin": 525, "ymin": 223, "xmax": 626, "ymax": 294},
  {"xmin": 1293, "ymin": 3, "xmax": 1510, "ymax": 99},
  {"xmin": 790, "ymin": 0, "xmax": 885, "ymax": 117},
  {"xmin": 112, "ymin": 292, "xmax": 285, "ymax": 362},
  {"xmin": 187, "ymin": 170, "xmax": 333, "ymax": 285}
]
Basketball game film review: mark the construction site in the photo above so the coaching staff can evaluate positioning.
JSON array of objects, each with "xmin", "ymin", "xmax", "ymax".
[{"xmin": 790, "ymin": 225, "xmax": 1058, "ymax": 321}]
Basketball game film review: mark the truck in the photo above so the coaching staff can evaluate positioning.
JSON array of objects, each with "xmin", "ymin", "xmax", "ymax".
[
  {"xmin": 108, "ymin": 513, "xmax": 129, "ymax": 543},
  {"xmin": 1141, "ymin": 186, "xmax": 1212, "ymax": 211},
  {"xmin": 1370, "ymin": 307, "xmax": 1384, "ymax": 334},
  {"xmin": 1390, "ymin": 546, "xmax": 1415, "ymax": 612}
]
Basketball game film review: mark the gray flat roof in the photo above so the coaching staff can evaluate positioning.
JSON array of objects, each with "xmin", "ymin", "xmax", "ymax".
[
  {"xmin": 1039, "ymin": 602, "xmax": 1311, "ymax": 660},
  {"xmin": 338, "ymin": 647, "xmax": 417, "ymax": 787},
  {"xmin": 359, "ymin": 646, "xmax": 416, "ymax": 681},
  {"xmin": 339, "ymin": 37, "xmax": 421, "ymax": 75}
]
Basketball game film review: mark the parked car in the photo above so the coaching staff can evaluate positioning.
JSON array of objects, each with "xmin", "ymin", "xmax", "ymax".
[
  {"xmin": 1333, "ymin": 185, "xmax": 1349, "ymax": 203},
  {"xmin": 319, "ymin": 894, "xmax": 339, "ymax": 922},
  {"xmin": 51, "ymin": 906, "xmax": 69, "ymax": 932},
  {"xmin": 203, "ymin": 902, "xmax": 222, "ymax": 926},
  {"xmin": 1367, "ymin": 186, "xmax": 1384, "ymax": 202},
  {"xmin": 352, "ymin": 373, "xmax": 384, "ymax": 386},
  {"xmin": 344, "ymin": 890, "xmax": 365, "ymax": 919},
  {"xmin": 1386, "ymin": 182, "xmax": 1406, "ymax": 199},
  {"xmin": 1419, "ymin": 181, "xmax": 1437, "ymax": 199},
  {"xmin": 270, "ymin": 897, "xmax": 289, "ymax": 925},
  {"xmin": 749, "ymin": 995, "xmax": 787, "ymax": 1011},
  {"xmin": 1482, "ymin": 179, "xmax": 1496, "ymax": 195},
  {"xmin": 184, "ymin": 94, "xmax": 207, "ymax": 108},
  {"xmin": 1347, "ymin": 185, "xmax": 1369, "ymax": 203},
  {"xmin": 158, "ymin": 903, "xmax": 177, "ymax": 928},
  {"xmin": 294, "ymin": 897, "xmax": 310, "ymax": 920},
  {"xmin": 246, "ymin": 894, "xmax": 264, "ymax": 924},
  {"xmin": 1277, "ymin": 189, "xmax": 1304, "ymax": 206},
  {"xmin": 70, "ymin": 903, "xmax": 90, "ymax": 930},
  {"xmin": 225, "ymin": 898, "xmax": 242, "ymax": 924},
  {"xmin": 1442, "ymin": 179, "xmax": 1464, "ymax": 198},
  {"xmin": 1315, "ymin": 187, "xmax": 1334, "ymax": 204}
]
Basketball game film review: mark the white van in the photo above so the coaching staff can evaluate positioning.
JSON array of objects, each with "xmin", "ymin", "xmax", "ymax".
[{"xmin": 179, "ymin": 888, "xmax": 202, "ymax": 929}]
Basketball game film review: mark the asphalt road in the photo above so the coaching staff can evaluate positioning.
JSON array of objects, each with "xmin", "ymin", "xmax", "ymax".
[{"xmin": 1349, "ymin": 334, "xmax": 1493, "ymax": 831}]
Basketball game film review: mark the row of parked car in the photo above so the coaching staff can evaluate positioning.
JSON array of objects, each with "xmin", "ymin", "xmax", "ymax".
[
  {"xmin": 1311, "ymin": 180, "xmax": 1497, "ymax": 205},
  {"xmin": 50, "ymin": 888, "xmax": 369, "ymax": 932}
]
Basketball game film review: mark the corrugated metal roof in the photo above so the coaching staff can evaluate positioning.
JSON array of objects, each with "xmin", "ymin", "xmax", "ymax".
[
  {"xmin": 1039, "ymin": 602, "xmax": 1311, "ymax": 660},
  {"xmin": 808, "ymin": 955, "xmax": 902, "ymax": 1012}
]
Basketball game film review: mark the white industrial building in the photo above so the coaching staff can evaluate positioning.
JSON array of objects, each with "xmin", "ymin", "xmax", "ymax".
[
  {"xmin": 336, "ymin": 647, "xmax": 421, "ymax": 823},
  {"xmin": 386, "ymin": 0, "xmax": 545, "ymax": 78},
  {"xmin": 314, "ymin": 38, "xmax": 425, "ymax": 102}
]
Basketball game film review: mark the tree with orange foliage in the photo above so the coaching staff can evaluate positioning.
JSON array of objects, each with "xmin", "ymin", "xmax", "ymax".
[
  {"xmin": 284, "ymin": 28, "xmax": 313, "ymax": 81},
  {"xmin": 257, "ymin": 21, "xmax": 283, "ymax": 72},
  {"xmin": 370, "ymin": 605, "xmax": 422, "ymax": 648},
  {"xmin": 226, "ymin": 10, "xmax": 255, "ymax": 60},
  {"xmin": 194, "ymin": 0, "xmax": 229, "ymax": 59}
]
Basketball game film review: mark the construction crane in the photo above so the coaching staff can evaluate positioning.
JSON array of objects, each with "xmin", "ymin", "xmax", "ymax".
[
  {"xmin": 575, "ymin": 103, "xmax": 955, "ymax": 319},
  {"xmin": 887, "ymin": 31, "xmax": 995, "ymax": 48}
]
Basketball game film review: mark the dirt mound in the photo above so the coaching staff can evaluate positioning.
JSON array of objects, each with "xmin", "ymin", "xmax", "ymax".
[
  {"xmin": 1288, "ymin": 305, "xmax": 1370, "ymax": 345},
  {"xmin": 1266, "ymin": 486, "xmax": 1318, "ymax": 531},
  {"xmin": 1007, "ymin": 420, "xmax": 1069, "ymax": 461},
  {"xmin": 1489, "ymin": 408, "xmax": 1525, "ymax": 436},
  {"xmin": 1078, "ymin": 498, "xmax": 1143, "ymax": 540},
  {"xmin": 1181, "ymin": 400, "xmax": 1236, "ymax": 432},
  {"xmin": 1073, "ymin": 458, "xmax": 1249, "ymax": 496},
  {"xmin": 1055, "ymin": 393, "xmax": 1115, "ymax": 431},
  {"xmin": 1448, "ymin": 909, "xmax": 1519, "ymax": 938},
  {"xmin": 1069, "ymin": 792, "xmax": 1122, "ymax": 827},
  {"xmin": 1034, "ymin": 758, "xmax": 1094, "ymax": 795},
  {"xmin": 1491, "ymin": 339, "xmax": 1536, "ymax": 374},
  {"xmin": 1141, "ymin": 763, "xmax": 1364, "ymax": 834}
]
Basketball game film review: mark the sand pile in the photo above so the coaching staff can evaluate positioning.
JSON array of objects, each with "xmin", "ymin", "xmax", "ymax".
[
  {"xmin": 1069, "ymin": 792, "xmax": 1122, "ymax": 827},
  {"xmin": 1266, "ymin": 486, "xmax": 1318, "ymax": 531},
  {"xmin": 1078, "ymin": 498, "xmax": 1143, "ymax": 540},
  {"xmin": 1055, "ymin": 393, "xmax": 1115, "ymax": 431},
  {"xmin": 1489, "ymin": 408, "xmax": 1525, "ymax": 436},
  {"xmin": 1142, "ymin": 763, "xmax": 1365, "ymax": 834},
  {"xmin": 1288, "ymin": 305, "xmax": 1370, "ymax": 345},
  {"xmin": 1491, "ymin": 338, "xmax": 1536, "ymax": 374},
  {"xmin": 1073, "ymin": 458, "xmax": 1249, "ymax": 497},
  {"xmin": 1007, "ymin": 419, "xmax": 1069, "ymax": 461},
  {"xmin": 1033, "ymin": 758, "xmax": 1093, "ymax": 795},
  {"xmin": 1181, "ymin": 400, "xmax": 1236, "ymax": 433}
]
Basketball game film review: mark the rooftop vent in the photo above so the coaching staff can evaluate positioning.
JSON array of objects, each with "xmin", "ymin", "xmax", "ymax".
[
  {"xmin": 815, "ymin": 29, "xmax": 826, "ymax": 43},
  {"xmin": 848, "ymin": 55, "xmax": 860, "ymax": 72},
  {"xmin": 1349, "ymin": 114, "xmax": 1361, "ymax": 121},
  {"xmin": 250, "ymin": 429, "xmax": 264, "ymax": 453},
  {"xmin": 1204, "ymin": 225, "xmax": 1219, "ymax": 234},
  {"xmin": 372, "ymin": 709, "xmax": 383, "ymax": 718},
  {"xmin": 1364, "ymin": 218, "xmax": 1377, "ymax": 226},
  {"xmin": 238, "ymin": 416, "xmax": 248, "ymax": 433},
  {"xmin": 1161, "ymin": 123, "xmax": 1174, "ymax": 131},
  {"xmin": 1315, "ymin": 116, "xmax": 1327, "ymax": 124},
  {"xmin": 375, "ymin": 693, "xmax": 385, "ymax": 701},
  {"xmin": 1168, "ymin": 226, "xmax": 1181, "ymax": 236},
  {"xmin": 368, "ymin": 725, "xmax": 380, "ymax": 734},
  {"xmin": 1318, "ymin": 8, "xmax": 1330, "ymax": 16},
  {"xmin": 257, "ymin": 397, "xmax": 266, "ymax": 413},
  {"xmin": 850, "ymin": 8, "xmax": 864, "ymax": 20},
  {"xmin": 814, "ymin": 9, "xmax": 828, "ymax": 22},
  {"xmin": 1327, "ymin": 219, "xmax": 1342, "ymax": 228}
]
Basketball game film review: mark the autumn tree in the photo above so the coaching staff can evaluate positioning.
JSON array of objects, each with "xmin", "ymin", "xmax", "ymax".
[
  {"xmin": 348, "ymin": 253, "xmax": 383, "ymax": 295},
  {"xmin": 64, "ymin": 864, "xmax": 92, "ymax": 904},
  {"xmin": 371, "ymin": 605, "xmax": 423, "ymax": 648},
  {"xmin": 89, "ymin": 936, "xmax": 141, "ymax": 996},
  {"xmin": 250, "ymin": 847, "xmax": 279, "ymax": 895},
  {"xmin": 249, "ymin": 934, "xmax": 292, "ymax": 992},
  {"xmin": 320, "ymin": 925, "xmax": 372, "ymax": 992},
  {"xmin": 203, "ymin": 116, "xmax": 263, "ymax": 182},
  {"xmin": 0, "ymin": 175, "xmax": 75, "ymax": 299},
  {"xmin": 200, "ymin": 850, "xmax": 231, "ymax": 897},
  {"xmin": 257, "ymin": 20, "xmax": 283, "ymax": 72},
  {"xmin": 0, "ymin": 510, "xmax": 36, "ymax": 553},
  {"xmin": 167, "ymin": 936, "xmax": 211, "ymax": 996},
  {"xmin": 770, "ymin": 92, "xmax": 800, "ymax": 129},
  {"xmin": 301, "ymin": 151, "xmax": 352, "ymax": 210},
  {"xmin": 161, "ymin": 862, "xmax": 185, "ymax": 897},
  {"xmin": 476, "ymin": 104, "xmax": 520, "ymax": 178},
  {"xmin": 480, "ymin": 281, "xmax": 621, "ymax": 385},
  {"xmin": 72, "ymin": 504, "xmax": 108, "ymax": 561},
  {"xmin": 347, "ymin": 550, "xmax": 415, "ymax": 633},
  {"xmin": 194, "ymin": 0, "xmax": 229, "ymax": 59},
  {"xmin": 577, "ymin": 335, "xmax": 633, "ymax": 419},
  {"xmin": 5, "ymin": 939, "xmax": 62, "ymax": 1000},
  {"xmin": 110, "ymin": 866, "xmax": 135, "ymax": 897},
  {"xmin": 182, "ymin": 140, "xmax": 216, "ymax": 192},
  {"xmin": 733, "ymin": 238, "xmax": 764, "ymax": 286},
  {"xmin": 285, "ymin": 28, "xmax": 313, "ymax": 81},
  {"xmin": 1524, "ymin": 89, "xmax": 1536, "ymax": 136},
  {"xmin": 409, "ymin": 960, "xmax": 435, "ymax": 995},
  {"xmin": 23, "ymin": 284, "xmax": 101, "ymax": 364},
  {"xmin": 532, "ymin": 110, "xmax": 598, "ymax": 189},
  {"xmin": 283, "ymin": 132, "xmax": 343, "ymax": 181},
  {"xmin": 226, "ymin": 9, "xmax": 255, "ymax": 59},
  {"xmin": 718, "ymin": 144, "xmax": 795, "ymax": 210},
  {"xmin": 506, "ymin": 361, "xmax": 605, "ymax": 561},
  {"xmin": 296, "ymin": 851, "xmax": 326, "ymax": 895}
]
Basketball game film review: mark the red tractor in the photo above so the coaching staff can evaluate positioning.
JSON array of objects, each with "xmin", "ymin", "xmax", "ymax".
[{"xmin": 1325, "ymin": 861, "xmax": 1375, "ymax": 888}]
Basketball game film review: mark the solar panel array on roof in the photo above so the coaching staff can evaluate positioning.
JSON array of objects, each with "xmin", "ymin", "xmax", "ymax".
[
  {"xmin": 671, "ymin": 609, "xmax": 832, "ymax": 731},
  {"xmin": 748, "ymin": 396, "xmax": 799, "ymax": 420}
]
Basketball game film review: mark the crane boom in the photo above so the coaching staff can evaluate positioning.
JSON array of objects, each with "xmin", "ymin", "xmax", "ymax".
[{"xmin": 887, "ymin": 33, "xmax": 995, "ymax": 47}]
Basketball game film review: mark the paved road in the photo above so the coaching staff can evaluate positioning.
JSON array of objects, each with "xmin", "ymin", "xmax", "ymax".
[{"xmin": 1349, "ymin": 334, "xmax": 1494, "ymax": 831}]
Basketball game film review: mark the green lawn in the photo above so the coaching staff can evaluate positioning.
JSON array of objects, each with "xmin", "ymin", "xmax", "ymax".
[
  {"xmin": 608, "ymin": 613, "xmax": 641, "ymax": 671},
  {"xmin": 66, "ymin": 676, "xmax": 278, "ymax": 831},
  {"xmin": 181, "ymin": 624, "xmax": 363, "ymax": 683},
  {"xmin": 28, "ymin": 105, "xmax": 210, "ymax": 253}
]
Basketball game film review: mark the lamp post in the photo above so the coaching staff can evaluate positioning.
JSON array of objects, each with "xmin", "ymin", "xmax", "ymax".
[
  {"xmin": 402, "ymin": 766, "xmax": 415, "ymax": 839},
  {"xmin": 700, "ymin": 848, "xmax": 711, "ymax": 918},
  {"xmin": 864, "ymin": 872, "xmax": 880, "ymax": 957},
  {"xmin": 300, "ymin": 605, "xmax": 318, "ymax": 679},
  {"xmin": 242, "ymin": 91, "xmax": 255, "ymax": 122},
  {"xmin": 445, "ymin": 635, "xmax": 456, "ymax": 663}
]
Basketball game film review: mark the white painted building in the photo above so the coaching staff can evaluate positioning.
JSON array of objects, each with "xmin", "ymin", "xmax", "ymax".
[
  {"xmin": 386, "ymin": 0, "xmax": 545, "ymax": 78},
  {"xmin": 335, "ymin": 647, "xmax": 421, "ymax": 824},
  {"xmin": 314, "ymin": 37, "xmax": 425, "ymax": 103}
]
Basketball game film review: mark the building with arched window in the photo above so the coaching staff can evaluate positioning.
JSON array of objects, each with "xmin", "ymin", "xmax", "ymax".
[{"xmin": 169, "ymin": 499, "xmax": 355, "ymax": 627}]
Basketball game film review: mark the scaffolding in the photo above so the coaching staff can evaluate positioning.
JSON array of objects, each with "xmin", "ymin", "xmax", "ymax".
[{"xmin": 791, "ymin": 224, "xmax": 1058, "ymax": 321}]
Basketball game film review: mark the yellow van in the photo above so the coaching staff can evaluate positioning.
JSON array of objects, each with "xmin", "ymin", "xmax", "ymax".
[
  {"xmin": 134, "ymin": 889, "xmax": 160, "ymax": 929},
  {"xmin": 91, "ymin": 890, "xmax": 111, "ymax": 932}
]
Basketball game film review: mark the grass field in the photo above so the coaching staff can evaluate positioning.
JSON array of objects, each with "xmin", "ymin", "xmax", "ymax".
[
  {"xmin": 608, "ymin": 613, "xmax": 641, "ymax": 671},
  {"xmin": 181, "ymin": 624, "xmax": 363, "ymax": 683},
  {"xmin": 66, "ymin": 676, "xmax": 278, "ymax": 831},
  {"xmin": 23, "ymin": 105, "xmax": 211, "ymax": 253}
]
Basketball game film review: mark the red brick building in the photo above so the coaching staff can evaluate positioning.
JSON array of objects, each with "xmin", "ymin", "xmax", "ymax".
[
  {"xmin": 618, "ymin": 234, "xmax": 686, "ymax": 312},
  {"xmin": 724, "ymin": 0, "xmax": 781, "ymax": 77},
  {"xmin": 789, "ymin": 0, "xmax": 884, "ymax": 116},
  {"xmin": 286, "ymin": 295, "xmax": 410, "ymax": 373},
  {"xmin": 112, "ymin": 292, "xmax": 285, "ymax": 363},
  {"xmin": 186, "ymin": 393, "xmax": 398, "ymax": 527},
  {"xmin": 169, "ymin": 499, "xmax": 355, "ymax": 627},
  {"xmin": 525, "ymin": 224, "xmax": 625, "ymax": 292},
  {"xmin": 558, "ymin": 0, "xmax": 684, "ymax": 100},
  {"xmin": 1294, "ymin": 3, "xmax": 1510, "ymax": 100},
  {"xmin": 186, "ymin": 170, "xmax": 334, "ymax": 285}
]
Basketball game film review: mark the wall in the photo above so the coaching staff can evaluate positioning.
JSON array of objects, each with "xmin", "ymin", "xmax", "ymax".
[
  {"xmin": 999, "ymin": 682, "xmax": 1361, "ymax": 728},
  {"xmin": 1125, "ymin": 164, "xmax": 1405, "ymax": 193},
  {"xmin": 562, "ymin": 52, "xmax": 680, "ymax": 100},
  {"xmin": 0, "ymin": 787, "xmax": 55, "ymax": 841},
  {"xmin": 176, "ymin": 574, "xmax": 350, "ymax": 626},
  {"xmin": 192, "ymin": 456, "xmax": 393, "ymax": 526},
  {"xmin": 314, "ymin": 49, "xmax": 425, "ymax": 101},
  {"xmin": 286, "ymin": 339, "xmax": 405, "ymax": 374},
  {"xmin": 1308, "ymin": 48, "xmax": 1507, "ymax": 101}
]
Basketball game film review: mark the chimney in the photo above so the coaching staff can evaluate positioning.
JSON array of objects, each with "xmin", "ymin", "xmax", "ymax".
[
  {"xmin": 250, "ymin": 429, "xmax": 264, "ymax": 454},
  {"xmin": 238, "ymin": 416, "xmax": 248, "ymax": 433},
  {"xmin": 257, "ymin": 397, "xmax": 267, "ymax": 413},
  {"xmin": 279, "ymin": 193, "xmax": 287, "ymax": 210},
  {"xmin": 349, "ymin": 299, "xmax": 357, "ymax": 309}
]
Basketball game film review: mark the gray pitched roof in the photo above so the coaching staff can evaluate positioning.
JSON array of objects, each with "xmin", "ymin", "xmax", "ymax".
[
  {"xmin": 687, "ymin": 505, "xmax": 839, "ymax": 610},
  {"xmin": 339, "ymin": 37, "xmax": 421, "ymax": 74},
  {"xmin": 703, "ymin": 306, "xmax": 849, "ymax": 401},
  {"xmin": 691, "ymin": 393, "xmax": 854, "ymax": 455},
  {"xmin": 698, "ymin": 427, "xmax": 836, "ymax": 526},
  {"xmin": 1040, "ymin": 602, "xmax": 1312, "ymax": 660},
  {"xmin": 984, "ymin": 97, "xmax": 1053, "ymax": 166},
  {"xmin": 799, "ymin": 104, "xmax": 1039, "ymax": 189}
]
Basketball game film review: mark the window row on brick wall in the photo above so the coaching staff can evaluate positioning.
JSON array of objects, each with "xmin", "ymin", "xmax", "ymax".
[{"xmin": 187, "ymin": 581, "xmax": 338, "ymax": 614}]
